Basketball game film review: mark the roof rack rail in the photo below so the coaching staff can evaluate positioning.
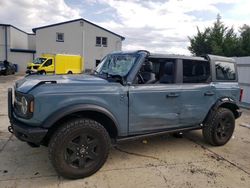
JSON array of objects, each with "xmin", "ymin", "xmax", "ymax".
[
  {"xmin": 136, "ymin": 50, "xmax": 150, "ymax": 55},
  {"xmin": 200, "ymin": 54, "xmax": 209, "ymax": 60}
]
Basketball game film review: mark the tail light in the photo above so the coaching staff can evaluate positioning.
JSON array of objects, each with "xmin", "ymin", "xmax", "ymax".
[{"xmin": 240, "ymin": 88, "xmax": 243, "ymax": 102}]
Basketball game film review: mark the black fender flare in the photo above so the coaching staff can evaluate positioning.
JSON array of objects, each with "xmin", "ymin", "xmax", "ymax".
[
  {"xmin": 41, "ymin": 104, "xmax": 120, "ymax": 130},
  {"xmin": 204, "ymin": 97, "xmax": 241, "ymax": 122}
]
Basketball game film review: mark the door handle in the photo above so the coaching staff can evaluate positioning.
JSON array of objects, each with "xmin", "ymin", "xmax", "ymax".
[
  {"xmin": 166, "ymin": 93, "xmax": 179, "ymax": 98},
  {"xmin": 204, "ymin": 91, "xmax": 215, "ymax": 96}
]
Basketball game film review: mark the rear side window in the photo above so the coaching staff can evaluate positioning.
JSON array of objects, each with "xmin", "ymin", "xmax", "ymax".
[
  {"xmin": 215, "ymin": 61, "xmax": 236, "ymax": 80},
  {"xmin": 183, "ymin": 60, "xmax": 210, "ymax": 83}
]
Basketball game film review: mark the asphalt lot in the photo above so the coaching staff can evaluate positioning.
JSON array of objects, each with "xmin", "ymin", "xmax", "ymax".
[{"xmin": 0, "ymin": 75, "xmax": 250, "ymax": 188}]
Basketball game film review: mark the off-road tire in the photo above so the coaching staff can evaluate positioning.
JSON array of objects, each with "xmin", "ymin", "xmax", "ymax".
[
  {"xmin": 202, "ymin": 108, "xmax": 235, "ymax": 146},
  {"xmin": 49, "ymin": 118, "xmax": 111, "ymax": 179}
]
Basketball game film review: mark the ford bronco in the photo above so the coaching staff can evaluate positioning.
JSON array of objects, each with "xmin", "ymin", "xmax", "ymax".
[{"xmin": 8, "ymin": 50, "xmax": 242, "ymax": 179}]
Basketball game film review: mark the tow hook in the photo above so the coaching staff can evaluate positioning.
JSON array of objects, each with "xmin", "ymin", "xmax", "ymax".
[{"xmin": 8, "ymin": 126, "xmax": 13, "ymax": 134}]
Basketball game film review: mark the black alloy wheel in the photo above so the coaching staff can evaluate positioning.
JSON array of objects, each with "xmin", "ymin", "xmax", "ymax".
[
  {"xmin": 49, "ymin": 118, "xmax": 110, "ymax": 179},
  {"xmin": 203, "ymin": 108, "xmax": 235, "ymax": 146},
  {"xmin": 65, "ymin": 133, "xmax": 101, "ymax": 169}
]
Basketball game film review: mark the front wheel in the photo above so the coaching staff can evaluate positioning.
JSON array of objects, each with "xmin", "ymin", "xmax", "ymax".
[
  {"xmin": 49, "ymin": 118, "xmax": 111, "ymax": 179},
  {"xmin": 202, "ymin": 108, "xmax": 235, "ymax": 146}
]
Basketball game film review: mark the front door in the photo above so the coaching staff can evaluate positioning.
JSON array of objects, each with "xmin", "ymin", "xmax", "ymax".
[
  {"xmin": 128, "ymin": 84, "xmax": 182, "ymax": 134},
  {"xmin": 42, "ymin": 59, "xmax": 54, "ymax": 74}
]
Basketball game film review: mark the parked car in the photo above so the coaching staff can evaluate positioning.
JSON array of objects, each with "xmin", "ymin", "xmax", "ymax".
[
  {"xmin": 0, "ymin": 60, "xmax": 15, "ymax": 75},
  {"xmin": 8, "ymin": 50, "xmax": 242, "ymax": 179}
]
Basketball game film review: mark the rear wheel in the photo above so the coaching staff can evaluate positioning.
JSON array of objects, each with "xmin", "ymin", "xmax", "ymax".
[
  {"xmin": 49, "ymin": 118, "xmax": 110, "ymax": 179},
  {"xmin": 68, "ymin": 71, "xmax": 73, "ymax": 74},
  {"xmin": 202, "ymin": 108, "xmax": 235, "ymax": 146}
]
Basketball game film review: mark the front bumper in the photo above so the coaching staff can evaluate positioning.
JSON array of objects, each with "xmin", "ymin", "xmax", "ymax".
[
  {"xmin": 26, "ymin": 69, "xmax": 38, "ymax": 75},
  {"xmin": 8, "ymin": 88, "xmax": 48, "ymax": 145}
]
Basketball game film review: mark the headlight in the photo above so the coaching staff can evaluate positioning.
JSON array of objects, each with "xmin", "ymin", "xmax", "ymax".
[
  {"xmin": 14, "ymin": 91, "xmax": 34, "ymax": 118},
  {"xmin": 21, "ymin": 96, "xmax": 28, "ymax": 114}
]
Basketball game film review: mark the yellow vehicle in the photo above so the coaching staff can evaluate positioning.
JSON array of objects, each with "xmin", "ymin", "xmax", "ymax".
[{"xmin": 27, "ymin": 54, "xmax": 83, "ymax": 75}]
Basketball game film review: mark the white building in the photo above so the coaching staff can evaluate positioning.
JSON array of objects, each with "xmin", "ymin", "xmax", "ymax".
[
  {"xmin": 0, "ymin": 24, "xmax": 36, "ymax": 73},
  {"xmin": 1, "ymin": 18, "xmax": 125, "ymax": 73},
  {"xmin": 33, "ymin": 18, "xmax": 125, "ymax": 71},
  {"xmin": 234, "ymin": 57, "xmax": 250, "ymax": 107}
]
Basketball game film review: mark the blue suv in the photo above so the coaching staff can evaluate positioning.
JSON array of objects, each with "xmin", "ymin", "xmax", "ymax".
[{"xmin": 8, "ymin": 50, "xmax": 242, "ymax": 179}]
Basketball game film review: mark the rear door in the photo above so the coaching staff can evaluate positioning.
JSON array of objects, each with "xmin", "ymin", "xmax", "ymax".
[{"xmin": 179, "ymin": 59, "xmax": 216, "ymax": 126}]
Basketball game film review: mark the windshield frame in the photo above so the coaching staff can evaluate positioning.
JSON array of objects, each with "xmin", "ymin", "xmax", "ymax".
[{"xmin": 95, "ymin": 53, "xmax": 139, "ymax": 78}]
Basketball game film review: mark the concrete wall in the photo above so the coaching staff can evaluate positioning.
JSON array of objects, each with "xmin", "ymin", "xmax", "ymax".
[{"xmin": 234, "ymin": 57, "xmax": 250, "ymax": 106}]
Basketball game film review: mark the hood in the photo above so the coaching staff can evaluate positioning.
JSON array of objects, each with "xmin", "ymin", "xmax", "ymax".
[{"xmin": 15, "ymin": 74, "xmax": 108, "ymax": 93}]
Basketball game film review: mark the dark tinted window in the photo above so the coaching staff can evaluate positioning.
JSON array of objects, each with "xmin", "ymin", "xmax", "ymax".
[
  {"xmin": 102, "ymin": 37, "xmax": 107, "ymax": 47},
  {"xmin": 215, "ymin": 61, "xmax": 236, "ymax": 80},
  {"xmin": 43, "ymin": 59, "xmax": 52, "ymax": 67},
  {"xmin": 183, "ymin": 60, "xmax": 210, "ymax": 83},
  {"xmin": 56, "ymin": 33, "xmax": 64, "ymax": 42},
  {"xmin": 96, "ymin": 37, "xmax": 101, "ymax": 46}
]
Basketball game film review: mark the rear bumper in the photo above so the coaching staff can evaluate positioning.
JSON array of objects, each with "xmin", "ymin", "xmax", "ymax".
[{"xmin": 8, "ymin": 88, "xmax": 48, "ymax": 145}]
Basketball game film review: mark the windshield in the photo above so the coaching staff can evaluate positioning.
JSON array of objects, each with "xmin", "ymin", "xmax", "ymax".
[
  {"xmin": 95, "ymin": 54, "xmax": 138, "ymax": 77},
  {"xmin": 33, "ymin": 58, "xmax": 47, "ymax": 64}
]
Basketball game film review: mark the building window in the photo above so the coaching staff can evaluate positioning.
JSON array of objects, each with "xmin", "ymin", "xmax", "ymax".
[
  {"xmin": 102, "ymin": 37, "xmax": 107, "ymax": 47},
  {"xmin": 96, "ymin": 37, "xmax": 101, "ymax": 46},
  {"xmin": 56, "ymin": 33, "xmax": 64, "ymax": 42},
  {"xmin": 96, "ymin": 37, "xmax": 108, "ymax": 47}
]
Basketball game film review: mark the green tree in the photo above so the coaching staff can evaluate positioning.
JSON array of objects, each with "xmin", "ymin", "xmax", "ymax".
[
  {"xmin": 239, "ymin": 24, "xmax": 250, "ymax": 56},
  {"xmin": 188, "ymin": 14, "xmax": 240, "ymax": 56}
]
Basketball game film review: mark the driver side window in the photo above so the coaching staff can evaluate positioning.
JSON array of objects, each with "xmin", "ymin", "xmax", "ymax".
[
  {"xmin": 135, "ymin": 58, "xmax": 176, "ymax": 84},
  {"xmin": 43, "ymin": 59, "xmax": 52, "ymax": 67}
]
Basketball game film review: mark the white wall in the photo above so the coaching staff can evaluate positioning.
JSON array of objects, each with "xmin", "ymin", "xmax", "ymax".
[
  {"xmin": 8, "ymin": 52, "xmax": 33, "ymax": 73},
  {"xmin": 28, "ymin": 34, "xmax": 36, "ymax": 50},
  {"xmin": 36, "ymin": 21, "xmax": 83, "ymax": 56},
  {"xmin": 0, "ymin": 26, "xmax": 6, "ymax": 60},
  {"xmin": 0, "ymin": 26, "xmax": 35, "ymax": 74},
  {"xmin": 234, "ymin": 57, "xmax": 250, "ymax": 105},
  {"xmin": 83, "ymin": 21, "xmax": 122, "ymax": 70},
  {"xmin": 35, "ymin": 20, "xmax": 123, "ymax": 71},
  {"xmin": 0, "ymin": 26, "xmax": 10, "ymax": 61},
  {"xmin": 9, "ymin": 27, "xmax": 28, "ymax": 49}
]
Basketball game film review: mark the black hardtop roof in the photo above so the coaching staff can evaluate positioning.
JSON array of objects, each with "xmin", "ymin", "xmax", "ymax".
[
  {"xmin": 149, "ymin": 53, "xmax": 207, "ymax": 61},
  {"xmin": 109, "ymin": 50, "xmax": 237, "ymax": 63},
  {"xmin": 109, "ymin": 50, "xmax": 207, "ymax": 61}
]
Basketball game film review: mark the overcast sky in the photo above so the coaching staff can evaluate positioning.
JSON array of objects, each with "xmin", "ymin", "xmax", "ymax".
[{"xmin": 1, "ymin": 0, "xmax": 250, "ymax": 54}]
